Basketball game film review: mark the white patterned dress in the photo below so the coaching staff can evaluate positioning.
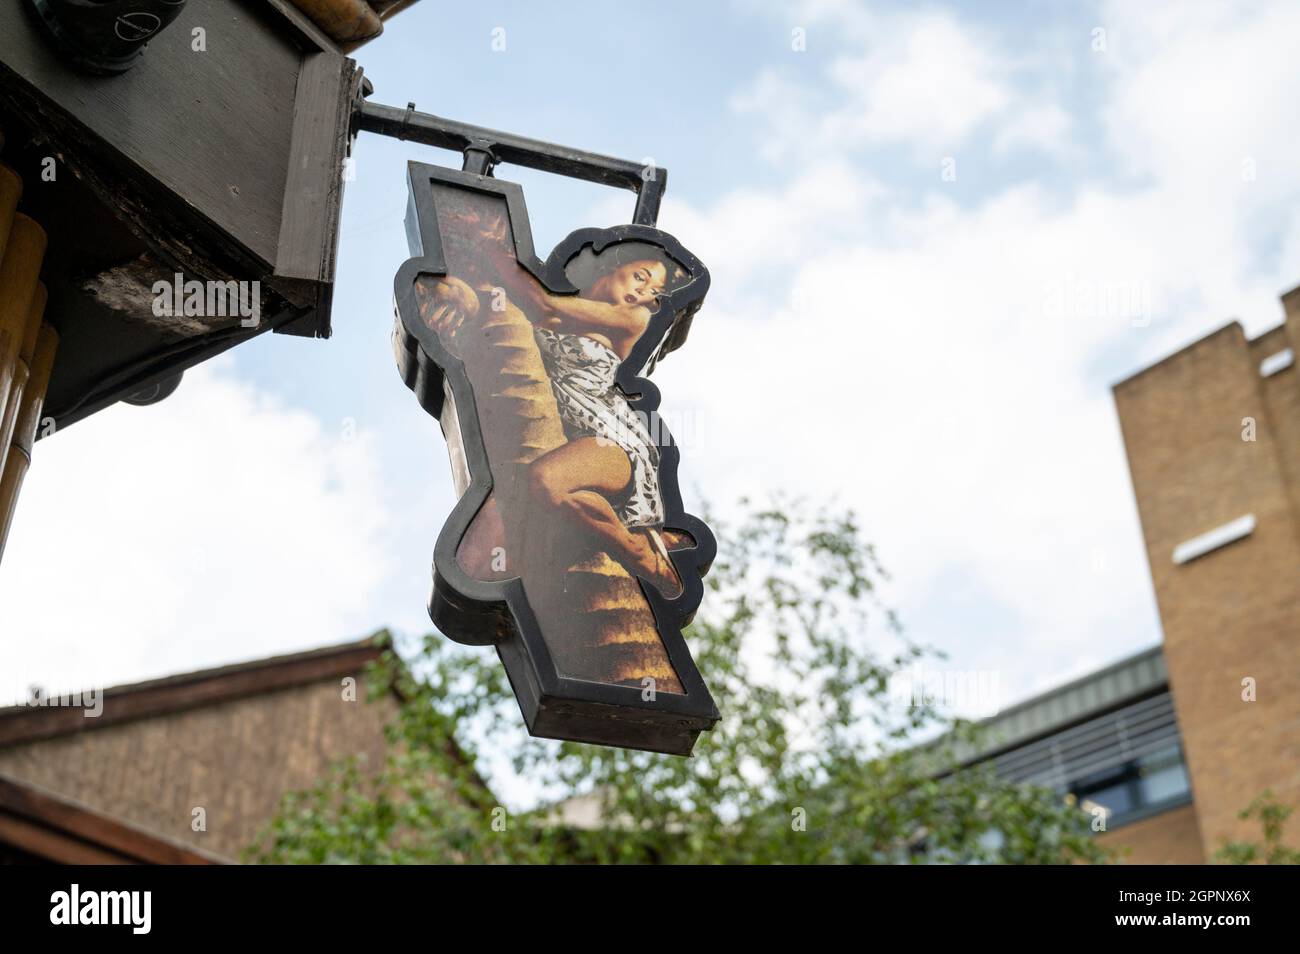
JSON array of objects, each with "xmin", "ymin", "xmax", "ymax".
[{"xmin": 533, "ymin": 326, "xmax": 664, "ymax": 529}]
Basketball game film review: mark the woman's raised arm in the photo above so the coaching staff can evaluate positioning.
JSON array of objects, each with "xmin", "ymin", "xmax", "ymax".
[{"xmin": 534, "ymin": 294, "xmax": 650, "ymax": 344}]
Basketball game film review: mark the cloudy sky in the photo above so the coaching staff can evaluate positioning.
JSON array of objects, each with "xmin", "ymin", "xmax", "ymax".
[{"xmin": 2, "ymin": 1, "xmax": 1297, "ymax": 785}]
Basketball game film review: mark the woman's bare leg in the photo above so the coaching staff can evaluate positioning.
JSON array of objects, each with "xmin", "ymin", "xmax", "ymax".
[
  {"xmin": 457, "ymin": 493, "xmax": 508, "ymax": 580},
  {"xmin": 527, "ymin": 437, "xmax": 681, "ymax": 597}
]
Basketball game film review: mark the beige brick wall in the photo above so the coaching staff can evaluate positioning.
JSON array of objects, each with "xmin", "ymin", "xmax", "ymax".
[
  {"xmin": 0, "ymin": 678, "xmax": 397, "ymax": 861},
  {"xmin": 1098, "ymin": 803, "xmax": 1206, "ymax": 864},
  {"xmin": 1250, "ymin": 325, "xmax": 1300, "ymax": 523},
  {"xmin": 1115, "ymin": 318, "xmax": 1300, "ymax": 861}
]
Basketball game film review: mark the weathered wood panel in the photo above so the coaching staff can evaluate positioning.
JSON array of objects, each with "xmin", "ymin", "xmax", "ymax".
[{"xmin": 0, "ymin": 0, "xmax": 300, "ymax": 266}]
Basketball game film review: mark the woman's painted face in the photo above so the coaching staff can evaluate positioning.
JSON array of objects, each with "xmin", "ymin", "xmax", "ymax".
[{"xmin": 603, "ymin": 260, "xmax": 667, "ymax": 308}]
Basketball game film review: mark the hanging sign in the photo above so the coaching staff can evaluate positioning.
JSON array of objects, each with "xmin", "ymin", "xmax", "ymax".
[{"xmin": 393, "ymin": 162, "xmax": 718, "ymax": 755}]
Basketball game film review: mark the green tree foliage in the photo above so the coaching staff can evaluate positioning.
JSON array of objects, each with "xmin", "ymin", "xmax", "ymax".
[
  {"xmin": 1215, "ymin": 792, "xmax": 1300, "ymax": 865},
  {"xmin": 249, "ymin": 499, "xmax": 1109, "ymax": 864}
]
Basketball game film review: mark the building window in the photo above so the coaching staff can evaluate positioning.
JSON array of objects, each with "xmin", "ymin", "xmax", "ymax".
[
  {"xmin": 989, "ymin": 690, "xmax": 1191, "ymax": 830},
  {"xmin": 1072, "ymin": 743, "xmax": 1191, "ymax": 828},
  {"xmin": 1138, "ymin": 744, "xmax": 1192, "ymax": 804}
]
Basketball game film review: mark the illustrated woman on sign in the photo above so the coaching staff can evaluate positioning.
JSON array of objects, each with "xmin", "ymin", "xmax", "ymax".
[{"xmin": 425, "ymin": 216, "xmax": 691, "ymax": 599}]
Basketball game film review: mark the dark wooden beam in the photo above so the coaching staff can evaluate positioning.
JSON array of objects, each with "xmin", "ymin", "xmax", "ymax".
[
  {"xmin": 0, "ymin": 774, "xmax": 226, "ymax": 864},
  {"xmin": 269, "ymin": 52, "xmax": 362, "ymax": 338}
]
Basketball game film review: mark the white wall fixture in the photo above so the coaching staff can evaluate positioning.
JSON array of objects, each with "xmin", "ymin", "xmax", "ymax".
[
  {"xmin": 1260, "ymin": 348, "xmax": 1294, "ymax": 378},
  {"xmin": 1172, "ymin": 514, "xmax": 1256, "ymax": 565}
]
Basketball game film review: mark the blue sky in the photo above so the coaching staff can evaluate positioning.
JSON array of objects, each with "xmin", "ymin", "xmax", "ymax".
[{"xmin": 3, "ymin": 0, "xmax": 1299, "ymax": 805}]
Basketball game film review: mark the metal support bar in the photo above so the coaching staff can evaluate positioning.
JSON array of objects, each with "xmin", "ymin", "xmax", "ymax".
[{"xmin": 356, "ymin": 99, "xmax": 665, "ymax": 226}]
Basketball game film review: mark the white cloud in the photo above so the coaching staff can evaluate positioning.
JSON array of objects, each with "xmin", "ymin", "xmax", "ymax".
[
  {"xmin": 653, "ymin": 0, "xmax": 1300, "ymax": 711},
  {"xmin": 825, "ymin": 13, "xmax": 1010, "ymax": 151},
  {"xmin": 992, "ymin": 103, "xmax": 1073, "ymax": 158},
  {"xmin": 0, "ymin": 360, "xmax": 393, "ymax": 704},
  {"xmin": 735, "ymin": 9, "xmax": 1016, "ymax": 159}
]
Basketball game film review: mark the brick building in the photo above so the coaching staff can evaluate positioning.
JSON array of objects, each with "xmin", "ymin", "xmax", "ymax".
[
  {"xmin": 957, "ymin": 283, "xmax": 1298, "ymax": 864},
  {"xmin": 1110, "ymin": 282, "xmax": 1299, "ymax": 860},
  {"xmin": 948, "ymin": 645, "xmax": 1200, "ymax": 862},
  {"xmin": 0, "ymin": 636, "xmax": 477, "ymax": 863}
]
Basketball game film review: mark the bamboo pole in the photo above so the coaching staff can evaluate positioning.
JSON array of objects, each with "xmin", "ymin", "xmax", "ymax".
[
  {"xmin": 0, "ymin": 206, "xmax": 48, "ymax": 562},
  {"xmin": 0, "ymin": 282, "xmax": 46, "ymax": 476},
  {"xmin": 0, "ymin": 163, "xmax": 22, "ymax": 270},
  {"xmin": 0, "ymin": 214, "xmax": 47, "ymax": 436},
  {"xmin": 0, "ymin": 323, "xmax": 58, "ymax": 562}
]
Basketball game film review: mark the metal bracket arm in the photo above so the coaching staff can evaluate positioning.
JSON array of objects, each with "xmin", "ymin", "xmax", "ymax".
[{"xmin": 354, "ymin": 98, "xmax": 665, "ymax": 226}]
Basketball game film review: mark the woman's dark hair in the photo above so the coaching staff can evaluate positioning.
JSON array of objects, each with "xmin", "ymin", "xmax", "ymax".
[
  {"xmin": 573, "ymin": 243, "xmax": 691, "ymax": 299},
  {"xmin": 568, "ymin": 242, "xmax": 698, "ymax": 373}
]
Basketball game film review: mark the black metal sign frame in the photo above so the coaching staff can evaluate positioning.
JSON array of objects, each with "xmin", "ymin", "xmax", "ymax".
[{"xmin": 392, "ymin": 162, "xmax": 719, "ymax": 755}]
